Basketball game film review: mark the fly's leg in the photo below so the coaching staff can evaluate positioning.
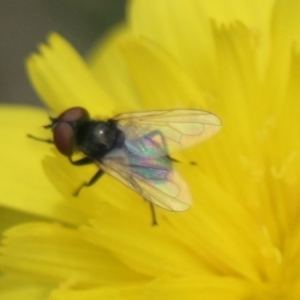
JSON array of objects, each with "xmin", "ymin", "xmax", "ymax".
[
  {"xmin": 68, "ymin": 156, "xmax": 93, "ymax": 166},
  {"xmin": 129, "ymin": 176, "xmax": 158, "ymax": 226},
  {"xmin": 148, "ymin": 202, "xmax": 158, "ymax": 226},
  {"xmin": 166, "ymin": 155, "xmax": 180, "ymax": 163},
  {"xmin": 73, "ymin": 169, "xmax": 105, "ymax": 196},
  {"xmin": 67, "ymin": 156, "xmax": 105, "ymax": 196},
  {"xmin": 27, "ymin": 134, "xmax": 54, "ymax": 144}
]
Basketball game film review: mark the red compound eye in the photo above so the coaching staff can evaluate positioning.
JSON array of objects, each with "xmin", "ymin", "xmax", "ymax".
[
  {"xmin": 58, "ymin": 107, "xmax": 89, "ymax": 122},
  {"xmin": 53, "ymin": 107, "xmax": 89, "ymax": 156},
  {"xmin": 53, "ymin": 122, "xmax": 74, "ymax": 156}
]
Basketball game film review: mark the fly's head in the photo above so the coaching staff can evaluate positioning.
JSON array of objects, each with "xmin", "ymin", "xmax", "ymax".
[{"xmin": 45, "ymin": 107, "xmax": 90, "ymax": 157}]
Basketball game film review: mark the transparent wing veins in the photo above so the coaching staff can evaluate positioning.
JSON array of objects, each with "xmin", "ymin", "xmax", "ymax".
[{"xmin": 115, "ymin": 109, "xmax": 221, "ymax": 152}]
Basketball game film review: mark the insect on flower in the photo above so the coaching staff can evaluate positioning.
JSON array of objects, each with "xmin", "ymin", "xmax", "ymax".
[{"xmin": 28, "ymin": 107, "xmax": 221, "ymax": 224}]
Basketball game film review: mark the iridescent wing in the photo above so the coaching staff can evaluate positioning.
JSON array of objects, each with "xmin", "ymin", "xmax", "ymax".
[
  {"xmin": 98, "ymin": 136, "xmax": 192, "ymax": 211},
  {"xmin": 114, "ymin": 109, "xmax": 221, "ymax": 153}
]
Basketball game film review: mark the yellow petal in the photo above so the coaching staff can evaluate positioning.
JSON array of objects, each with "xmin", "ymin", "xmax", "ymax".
[
  {"xmin": 266, "ymin": 0, "xmax": 300, "ymax": 110},
  {"xmin": 89, "ymin": 26, "xmax": 143, "ymax": 111},
  {"xmin": 0, "ymin": 207, "xmax": 43, "ymax": 234},
  {"xmin": 129, "ymin": 0, "xmax": 217, "ymax": 92},
  {"xmin": 50, "ymin": 284, "xmax": 144, "ymax": 300},
  {"xmin": 0, "ymin": 223, "xmax": 142, "ymax": 287},
  {"xmin": 49, "ymin": 275, "xmax": 251, "ymax": 300},
  {"xmin": 90, "ymin": 30, "xmax": 208, "ymax": 111},
  {"xmin": 117, "ymin": 38, "xmax": 208, "ymax": 110},
  {"xmin": 197, "ymin": 0, "xmax": 275, "ymax": 25},
  {"xmin": 26, "ymin": 33, "xmax": 115, "ymax": 117},
  {"xmin": 82, "ymin": 204, "xmax": 214, "ymax": 278},
  {"xmin": 0, "ymin": 274, "xmax": 54, "ymax": 300},
  {"xmin": 129, "ymin": 0, "xmax": 274, "ymax": 79},
  {"xmin": 212, "ymin": 22, "xmax": 260, "ymax": 146},
  {"xmin": 145, "ymin": 275, "xmax": 251, "ymax": 300}
]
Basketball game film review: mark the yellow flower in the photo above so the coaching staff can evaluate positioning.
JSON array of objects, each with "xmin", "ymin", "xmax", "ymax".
[{"xmin": 1, "ymin": 0, "xmax": 300, "ymax": 298}]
